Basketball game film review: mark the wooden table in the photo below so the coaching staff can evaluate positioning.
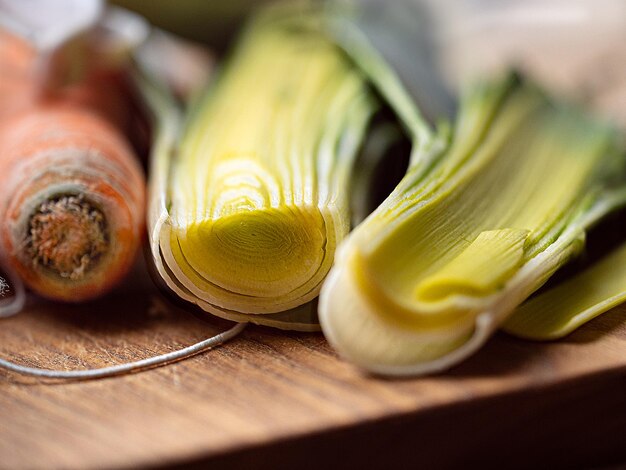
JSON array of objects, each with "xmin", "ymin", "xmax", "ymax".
[{"xmin": 1, "ymin": 260, "xmax": 626, "ymax": 469}]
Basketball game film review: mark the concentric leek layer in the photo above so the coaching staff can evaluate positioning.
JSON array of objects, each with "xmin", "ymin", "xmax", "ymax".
[
  {"xmin": 176, "ymin": 207, "xmax": 325, "ymax": 298},
  {"xmin": 156, "ymin": 8, "xmax": 378, "ymax": 321},
  {"xmin": 164, "ymin": 205, "xmax": 332, "ymax": 312},
  {"xmin": 320, "ymin": 75, "xmax": 626, "ymax": 375}
]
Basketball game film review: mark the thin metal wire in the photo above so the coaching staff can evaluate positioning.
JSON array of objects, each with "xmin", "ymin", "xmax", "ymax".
[{"xmin": 0, "ymin": 322, "xmax": 247, "ymax": 380}]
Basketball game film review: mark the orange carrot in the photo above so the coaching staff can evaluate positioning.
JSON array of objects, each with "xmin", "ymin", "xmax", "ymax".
[{"xmin": 0, "ymin": 30, "xmax": 145, "ymax": 302}]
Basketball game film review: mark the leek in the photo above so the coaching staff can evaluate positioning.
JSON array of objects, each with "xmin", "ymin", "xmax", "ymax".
[
  {"xmin": 147, "ymin": 6, "xmax": 386, "ymax": 330},
  {"xmin": 319, "ymin": 74, "xmax": 626, "ymax": 376}
]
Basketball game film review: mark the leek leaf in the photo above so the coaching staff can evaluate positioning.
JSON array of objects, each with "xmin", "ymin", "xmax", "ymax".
[{"xmin": 503, "ymin": 241, "xmax": 626, "ymax": 340}]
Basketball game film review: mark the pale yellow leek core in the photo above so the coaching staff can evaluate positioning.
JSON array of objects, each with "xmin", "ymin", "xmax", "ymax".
[
  {"xmin": 319, "ymin": 75, "xmax": 626, "ymax": 375},
  {"xmin": 160, "ymin": 12, "xmax": 378, "ymax": 321}
]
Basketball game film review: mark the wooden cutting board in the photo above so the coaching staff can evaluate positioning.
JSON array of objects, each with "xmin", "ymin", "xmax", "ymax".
[{"xmin": 1, "ymin": 260, "xmax": 625, "ymax": 469}]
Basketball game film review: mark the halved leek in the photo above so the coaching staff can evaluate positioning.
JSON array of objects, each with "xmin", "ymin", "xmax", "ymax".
[
  {"xmin": 146, "ymin": 6, "xmax": 386, "ymax": 330},
  {"xmin": 319, "ymin": 74, "xmax": 626, "ymax": 375}
]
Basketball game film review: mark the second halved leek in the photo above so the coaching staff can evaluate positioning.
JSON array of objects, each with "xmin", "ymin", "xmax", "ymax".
[{"xmin": 319, "ymin": 74, "xmax": 626, "ymax": 375}]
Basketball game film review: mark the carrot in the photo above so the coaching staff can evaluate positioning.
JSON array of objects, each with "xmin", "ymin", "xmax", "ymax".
[{"xmin": 0, "ymin": 30, "xmax": 145, "ymax": 302}]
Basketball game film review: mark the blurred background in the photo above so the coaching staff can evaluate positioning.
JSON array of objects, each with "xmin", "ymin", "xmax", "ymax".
[{"xmin": 114, "ymin": 0, "xmax": 626, "ymax": 129}]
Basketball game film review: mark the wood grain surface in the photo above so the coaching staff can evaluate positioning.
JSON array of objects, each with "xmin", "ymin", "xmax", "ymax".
[{"xmin": 1, "ymin": 259, "xmax": 626, "ymax": 469}]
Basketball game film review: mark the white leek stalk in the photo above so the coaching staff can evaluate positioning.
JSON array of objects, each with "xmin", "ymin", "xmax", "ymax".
[{"xmin": 319, "ymin": 74, "xmax": 626, "ymax": 375}]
